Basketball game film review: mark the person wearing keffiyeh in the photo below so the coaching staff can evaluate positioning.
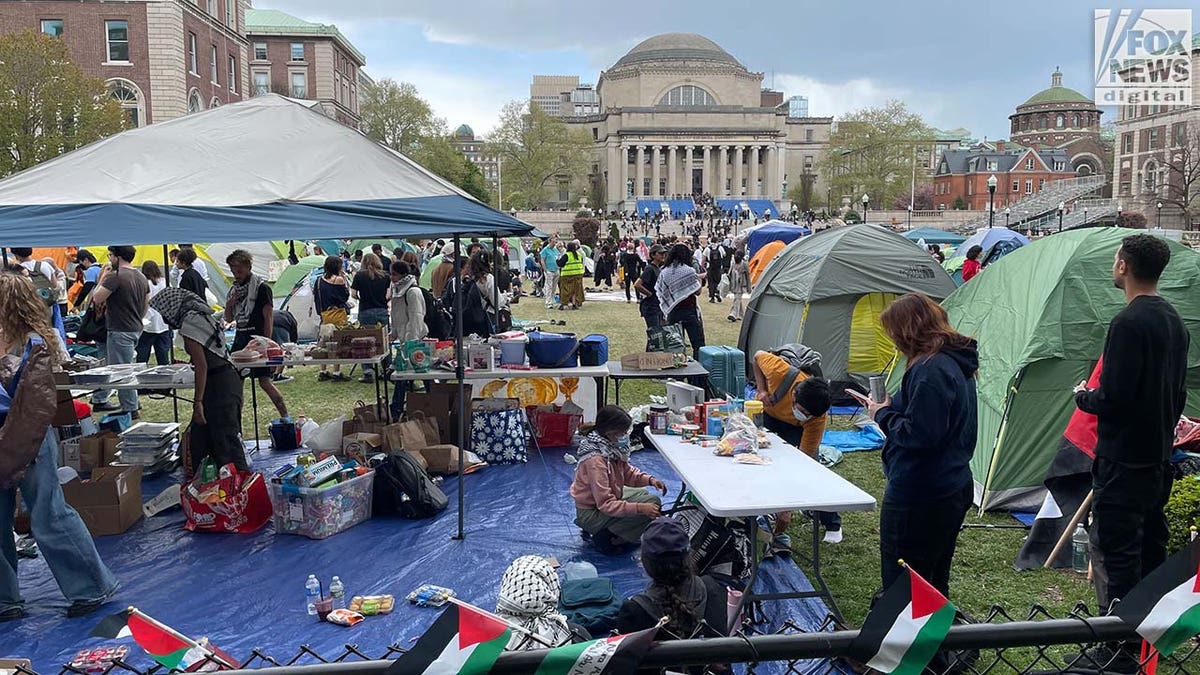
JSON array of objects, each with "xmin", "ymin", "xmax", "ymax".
[
  {"xmin": 224, "ymin": 250, "xmax": 288, "ymax": 419},
  {"xmin": 654, "ymin": 243, "xmax": 706, "ymax": 359},
  {"xmin": 495, "ymin": 556, "xmax": 573, "ymax": 650},
  {"xmin": 151, "ymin": 287, "xmax": 247, "ymax": 473}
]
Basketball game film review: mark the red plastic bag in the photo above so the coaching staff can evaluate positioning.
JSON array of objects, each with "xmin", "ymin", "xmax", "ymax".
[
  {"xmin": 1176, "ymin": 416, "xmax": 1200, "ymax": 453},
  {"xmin": 181, "ymin": 463, "xmax": 272, "ymax": 534},
  {"xmin": 526, "ymin": 405, "xmax": 583, "ymax": 448}
]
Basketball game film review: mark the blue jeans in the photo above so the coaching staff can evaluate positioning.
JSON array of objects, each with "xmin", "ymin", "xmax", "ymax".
[
  {"xmin": 0, "ymin": 433, "xmax": 119, "ymax": 611},
  {"xmin": 358, "ymin": 309, "xmax": 389, "ymax": 375},
  {"xmin": 93, "ymin": 330, "xmax": 140, "ymax": 411},
  {"xmin": 135, "ymin": 330, "xmax": 172, "ymax": 365}
]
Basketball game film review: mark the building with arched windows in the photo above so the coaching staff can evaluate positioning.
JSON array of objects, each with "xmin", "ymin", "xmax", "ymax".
[
  {"xmin": 544, "ymin": 33, "xmax": 832, "ymax": 213},
  {"xmin": 1007, "ymin": 68, "xmax": 1111, "ymax": 189}
]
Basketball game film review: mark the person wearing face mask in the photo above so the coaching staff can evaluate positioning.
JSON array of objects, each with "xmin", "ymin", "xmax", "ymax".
[
  {"xmin": 569, "ymin": 405, "xmax": 667, "ymax": 554},
  {"xmin": 751, "ymin": 347, "xmax": 838, "ymax": 552}
]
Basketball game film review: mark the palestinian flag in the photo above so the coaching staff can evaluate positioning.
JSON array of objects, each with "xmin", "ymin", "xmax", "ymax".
[
  {"xmin": 1015, "ymin": 359, "xmax": 1102, "ymax": 570},
  {"xmin": 91, "ymin": 609, "xmax": 213, "ymax": 671},
  {"xmin": 386, "ymin": 603, "xmax": 511, "ymax": 675},
  {"xmin": 533, "ymin": 626, "xmax": 658, "ymax": 674},
  {"xmin": 851, "ymin": 566, "xmax": 956, "ymax": 675},
  {"xmin": 1116, "ymin": 546, "xmax": 1200, "ymax": 657}
]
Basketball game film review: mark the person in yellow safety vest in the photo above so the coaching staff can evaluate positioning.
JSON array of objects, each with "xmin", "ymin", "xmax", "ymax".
[{"xmin": 557, "ymin": 241, "xmax": 586, "ymax": 310}]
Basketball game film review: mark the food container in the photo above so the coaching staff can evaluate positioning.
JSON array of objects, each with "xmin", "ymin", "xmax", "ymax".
[
  {"xmin": 869, "ymin": 375, "xmax": 887, "ymax": 403},
  {"xmin": 648, "ymin": 405, "xmax": 669, "ymax": 435},
  {"xmin": 743, "ymin": 400, "xmax": 764, "ymax": 427},
  {"xmin": 270, "ymin": 469, "xmax": 374, "ymax": 539},
  {"xmin": 680, "ymin": 424, "xmax": 700, "ymax": 441}
]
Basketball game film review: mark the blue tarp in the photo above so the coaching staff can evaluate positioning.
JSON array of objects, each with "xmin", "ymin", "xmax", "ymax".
[
  {"xmin": 901, "ymin": 227, "xmax": 967, "ymax": 246},
  {"xmin": 716, "ymin": 200, "xmax": 776, "ymax": 218},
  {"xmin": 821, "ymin": 428, "xmax": 886, "ymax": 452},
  {"xmin": 954, "ymin": 228, "xmax": 1030, "ymax": 262},
  {"xmin": 635, "ymin": 199, "xmax": 695, "ymax": 217},
  {"xmin": 747, "ymin": 223, "xmax": 810, "ymax": 259},
  {"xmin": 5, "ymin": 447, "xmax": 837, "ymax": 673}
]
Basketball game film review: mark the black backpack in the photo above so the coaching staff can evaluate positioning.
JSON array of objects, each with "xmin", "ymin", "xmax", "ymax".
[
  {"xmin": 372, "ymin": 452, "xmax": 448, "ymax": 519},
  {"xmin": 441, "ymin": 277, "xmax": 492, "ymax": 337},
  {"xmin": 417, "ymin": 287, "xmax": 452, "ymax": 340}
]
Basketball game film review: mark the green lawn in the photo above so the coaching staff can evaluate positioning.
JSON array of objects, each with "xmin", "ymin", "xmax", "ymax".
[{"xmin": 140, "ymin": 286, "xmax": 1095, "ymax": 626}]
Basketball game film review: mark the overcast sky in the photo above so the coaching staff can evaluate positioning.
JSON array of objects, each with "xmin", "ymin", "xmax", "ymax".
[{"xmin": 264, "ymin": 0, "xmax": 1196, "ymax": 140}]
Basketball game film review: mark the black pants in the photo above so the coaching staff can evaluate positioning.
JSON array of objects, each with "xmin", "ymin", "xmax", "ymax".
[
  {"xmin": 1090, "ymin": 458, "xmax": 1171, "ymax": 609},
  {"xmin": 623, "ymin": 272, "xmax": 636, "ymax": 301},
  {"xmin": 135, "ymin": 330, "xmax": 172, "ymax": 365},
  {"xmin": 707, "ymin": 274, "xmax": 721, "ymax": 300},
  {"xmin": 764, "ymin": 415, "xmax": 842, "ymax": 531},
  {"xmin": 880, "ymin": 483, "xmax": 972, "ymax": 597},
  {"xmin": 189, "ymin": 363, "xmax": 247, "ymax": 473},
  {"xmin": 667, "ymin": 305, "xmax": 705, "ymax": 360}
]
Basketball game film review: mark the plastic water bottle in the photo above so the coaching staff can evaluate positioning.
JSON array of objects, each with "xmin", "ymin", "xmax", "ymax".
[
  {"xmin": 1071, "ymin": 524, "xmax": 1090, "ymax": 573},
  {"xmin": 329, "ymin": 576, "xmax": 345, "ymax": 610},
  {"xmin": 305, "ymin": 575, "xmax": 322, "ymax": 615}
]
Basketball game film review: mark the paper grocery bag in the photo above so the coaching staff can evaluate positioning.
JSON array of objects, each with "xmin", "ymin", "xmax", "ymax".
[
  {"xmin": 406, "ymin": 411, "xmax": 441, "ymax": 446},
  {"xmin": 406, "ymin": 383, "xmax": 465, "ymax": 445}
]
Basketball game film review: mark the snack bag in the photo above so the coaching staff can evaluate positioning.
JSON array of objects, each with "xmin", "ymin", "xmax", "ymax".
[{"xmin": 714, "ymin": 413, "xmax": 759, "ymax": 457}]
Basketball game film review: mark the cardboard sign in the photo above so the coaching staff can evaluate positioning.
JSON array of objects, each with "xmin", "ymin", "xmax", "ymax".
[{"xmin": 61, "ymin": 466, "xmax": 143, "ymax": 536}]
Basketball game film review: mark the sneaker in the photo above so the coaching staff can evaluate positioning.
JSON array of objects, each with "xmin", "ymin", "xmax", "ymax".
[
  {"xmin": 91, "ymin": 401, "xmax": 121, "ymax": 412},
  {"xmin": 1067, "ymin": 643, "xmax": 1140, "ymax": 674},
  {"xmin": 358, "ymin": 374, "xmax": 375, "ymax": 384},
  {"xmin": 317, "ymin": 371, "xmax": 332, "ymax": 382},
  {"xmin": 332, "ymin": 372, "xmax": 351, "ymax": 382},
  {"xmin": 272, "ymin": 374, "xmax": 294, "ymax": 383},
  {"xmin": 771, "ymin": 534, "xmax": 793, "ymax": 558},
  {"xmin": 823, "ymin": 529, "xmax": 844, "ymax": 544},
  {"xmin": 727, "ymin": 316, "xmax": 736, "ymax": 322}
]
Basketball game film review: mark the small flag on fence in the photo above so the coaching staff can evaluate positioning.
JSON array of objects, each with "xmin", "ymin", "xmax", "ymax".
[
  {"xmin": 850, "ymin": 563, "xmax": 956, "ymax": 675},
  {"xmin": 1116, "ymin": 545, "xmax": 1200, "ymax": 657},
  {"xmin": 91, "ymin": 608, "xmax": 237, "ymax": 671}
]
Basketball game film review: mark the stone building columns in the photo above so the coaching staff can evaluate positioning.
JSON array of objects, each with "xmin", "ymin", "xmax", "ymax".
[
  {"xmin": 635, "ymin": 145, "xmax": 646, "ymax": 198},
  {"xmin": 733, "ymin": 146, "xmax": 745, "ymax": 197},
  {"xmin": 668, "ymin": 146, "xmax": 678, "ymax": 197},
  {"xmin": 749, "ymin": 146, "xmax": 761, "ymax": 199},
  {"xmin": 619, "ymin": 143, "xmax": 629, "ymax": 204},
  {"xmin": 718, "ymin": 146, "xmax": 729, "ymax": 197},
  {"xmin": 651, "ymin": 146, "xmax": 662, "ymax": 197}
]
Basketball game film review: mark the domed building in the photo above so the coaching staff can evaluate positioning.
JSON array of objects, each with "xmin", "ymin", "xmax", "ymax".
[
  {"xmin": 560, "ymin": 33, "xmax": 832, "ymax": 213},
  {"xmin": 1008, "ymin": 68, "xmax": 1111, "ymax": 184},
  {"xmin": 449, "ymin": 123, "xmax": 499, "ymax": 195}
]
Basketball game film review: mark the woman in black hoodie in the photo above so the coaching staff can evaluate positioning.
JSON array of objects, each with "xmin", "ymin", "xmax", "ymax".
[{"xmin": 866, "ymin": 293, "xmax": 978, "ymax": 598}]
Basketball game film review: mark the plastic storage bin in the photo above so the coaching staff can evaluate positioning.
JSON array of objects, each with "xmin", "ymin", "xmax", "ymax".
[{"xmin": 270, "ymin": 469, "xmax": 375, "ymax": 539}]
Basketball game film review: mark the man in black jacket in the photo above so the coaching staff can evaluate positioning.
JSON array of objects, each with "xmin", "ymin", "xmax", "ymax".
[{"xmin": 1074, "ymin": 235, "xmax": 1189, "ymax": 623}]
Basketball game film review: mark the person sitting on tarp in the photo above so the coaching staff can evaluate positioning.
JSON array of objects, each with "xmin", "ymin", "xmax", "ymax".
[
  {"xmin": 570, "ymin": 405, "xmax": 666, "ymax": 554},
  {"xmin": 751, "ymin": 345, "xmax": 838, "ymax": 551},
  {"xmin": 495, "ymin": 555, "xmax": 575, "ymax": 651},
  {"xmin": 151, "ymin": 288, "xmax": 246, "ymax": 473}
]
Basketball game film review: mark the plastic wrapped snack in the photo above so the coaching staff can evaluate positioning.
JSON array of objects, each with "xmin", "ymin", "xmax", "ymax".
[
  {"xmin": 714, "ymin": 413, "xmax": 759, "ymax": 457},
  {"xmin": 349, "ymin": 595, "xmax": 395, "ymax": 615},
  {"xmin": 325, "ymin": 609, "xmax": 364, "ymax": 626},
  {"xmin": 407, "ymin": 584, "xmax": 455, "ymax": 607}
]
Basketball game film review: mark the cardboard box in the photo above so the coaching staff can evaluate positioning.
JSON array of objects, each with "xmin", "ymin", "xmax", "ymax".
[
  {"xmin": 0, "ymin": 659, "xmax": 32, "ymax": 675},
  {"xmin": 53, "ymin": 372, "xmax": 79, "ymax": 426},
  {"xmin": 621, "ymin": 352, "xmax": 679, "ymax": 370},
  {"xmin": 74, "ymin": 432, "xmax": 121, "ymax": 473},
  {"xmin": 421, "ymin": 444, "xmax": 484, "ymax": 475},
  {"xmin": 332, "ymin": 326, "xmax": 387, "ymax": 357},
  {"xmin": 61, "ymin": 466, "xmax": 143, "ymax": 536},
  {"xmin": 342, "ymin": 432, "xmax": 384, "ymax": 462}
]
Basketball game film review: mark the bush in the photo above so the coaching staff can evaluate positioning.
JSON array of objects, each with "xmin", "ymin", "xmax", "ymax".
[
  {"xmin": 1165, "ymin": 476, "xmax": 1200, "ymax": 553},
  {"xmin": 843, "ymin": 209, "xmax": 861, "ymax": 223},
  {"xmin": 572, "ymin": 217, "xmax": 600, "ymax": 247},
  {"xmin": 1117, "ymin": 212, "xmax": 1148, "ymax": 229},
  {"xmin": 952, "ymin": 196, "xmax": 967, "ymax": 210}
]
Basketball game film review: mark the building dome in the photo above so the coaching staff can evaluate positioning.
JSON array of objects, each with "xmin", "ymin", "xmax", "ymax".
[
  {"xmin": 1016, "ymin": 68, "xmax": 1094, "ymax": 109},
  {"xmin": 454, "ymin": 124, "xmax": 474, "ymax": 139},
  {"xmin": 611, "ymin": 33, "xmax": 744, "ymax": 70}
]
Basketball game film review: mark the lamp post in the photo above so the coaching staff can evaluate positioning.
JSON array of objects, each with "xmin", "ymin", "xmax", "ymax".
[
  {"xmin": 791, "ymin": 203, "xmax": 798, "ymax": 223},
  {"xmin": 826, "ymin": 187, "xmax": 831, "ymax": 216},
  {"xmin": 1156, "ymin": 201, "xmax": 1162, "ymax": 229},
  {"xmin": 987, "ymin": 174, "xmax": 997, "ymax": 228},
  {"xmin": 1116, "ymin": 202, "xmax": 1122, "ymax": 228},
  {"xmin": 861, "ymin": 193, "xmax": 869, "ymax": 223},
  {"xmin": 1083, "ymin": 207, "xmax": 1088, "ymax": 226},
  {"xmin": 1004, "ymin": 207, "xmax": 1010, "ymax": 229},
  {"xmin": 1057, "ymin": 201, "xmax": 1065, "ymax": 233},
  {"xmin": 907, "ymin": 205, "xmax": 912, "ymax": 231}
]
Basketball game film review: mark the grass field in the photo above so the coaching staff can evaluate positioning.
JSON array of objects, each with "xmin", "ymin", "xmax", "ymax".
[{"xmin": 140, "ymin": 284, "xmax": 1095, "ymax": 626}]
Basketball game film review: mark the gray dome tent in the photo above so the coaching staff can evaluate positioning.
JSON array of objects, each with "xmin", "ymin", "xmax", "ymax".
[{"xmin": 739, "ymin": 224, "xmax": 958, "ymax": 394}]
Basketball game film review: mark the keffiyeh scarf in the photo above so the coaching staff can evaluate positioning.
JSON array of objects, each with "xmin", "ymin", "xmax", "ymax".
[
  {"xmin": 495, "ymin": 555, "xmax": 572, "ymax": 650},
  {"xmin": 231, "ymin": 274, "xmax": 265, "ymax": 331},
  {"xmin": 575, "ymin": 430, "xmax": 630, "ymax": 465},
  {"xmin": 150, "ymin": 287, "xmax": 228, "ymax": 364},
  {"xmin": 656, "ymin": 262, "xmax": 702, "ymax": 318}
]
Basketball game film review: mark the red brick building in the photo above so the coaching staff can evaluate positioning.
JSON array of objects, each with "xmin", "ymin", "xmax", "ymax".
[
  {"xmin": 244, "ymin": 8, "xmax": 365, "ymax": 128},
  {"xmin": 1, "ymin": 0, "xmax": 248, "ymax": 126},
  {"xmin": 932, "ymin": 145, "xmax": 1075, "ymax": 211}
]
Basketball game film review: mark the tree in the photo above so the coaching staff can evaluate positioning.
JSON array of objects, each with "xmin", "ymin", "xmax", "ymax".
[
  {"xmin": 359, "ymin": 79, "xmax": 441, "ymax": 156},
  {"xmin": 892, "ymin": 184, "xmax": 935, "ymax": 210},
  {"xmin": 0, "ymin": 30, "xmax": 124, "ymax": 178},
  {"xmin": 572, "ymin": 217, "xmax": 600, "ymax": 247},
  {"xmin": 786, "ymin": 172, "xmax": 817, "ymax": 212},
  {"xmin": 1116, "ymin": 211, "xmax": 1147, "ymax": 229},
  {"xmin": 487, "ymin": 101, "xmax": 593, "ymax": 210},
  {"xmin": 952, "ymin": 195, "xmax": 967, "ymax": 210},
  {"xmin": 1162, "ymin": 124, "xmax": 1200, "ymax": 230},
  {"xmin": 819, "ymin": 100, "xmax": 931, "ymax": 213}
]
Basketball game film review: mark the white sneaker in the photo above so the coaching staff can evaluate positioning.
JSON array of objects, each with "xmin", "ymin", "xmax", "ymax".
[{"xmin": 823, "ymin": 530, "xmax": 844, "ymax": 544}]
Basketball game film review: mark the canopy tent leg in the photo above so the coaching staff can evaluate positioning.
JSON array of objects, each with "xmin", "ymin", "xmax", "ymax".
[
  {"xmin": 491, "ymin": 234, "xmax": 500, "ymax": 317},
  {"xmin": 163, "ymin": 244, "xmax": 175, "ymax": 363},
  {"xmin": 453, "ymin": 234, "xmax": 466, "ymax": 541}
]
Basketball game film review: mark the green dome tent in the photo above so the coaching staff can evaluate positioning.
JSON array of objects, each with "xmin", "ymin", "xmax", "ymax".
[
  {"xmin": 273, "ymin": 255, "xmax": 326, "ymax": 295},
  {"xmin": 942, "ymin": 228, "xmax": 1200, "ymax": 510},
  {"xmin": 739, "ymin": 224, "xmax": 957, "ymax": 394}
]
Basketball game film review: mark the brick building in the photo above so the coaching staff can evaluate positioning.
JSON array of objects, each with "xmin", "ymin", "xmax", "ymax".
[
  {"xmin": 932, "ymin": 146, "xmax": 1075, "ymax": 211},
  {"xmin": 244, "ymin": 7, "xmax": 365, "ymax": 128},
  {"xmin": 1007, "ymin": 68, "xmax": 1111, "ymax": 192},
  {"xmin": 1, "ymin": 0, "xmax": 248, "ymax": 126}
]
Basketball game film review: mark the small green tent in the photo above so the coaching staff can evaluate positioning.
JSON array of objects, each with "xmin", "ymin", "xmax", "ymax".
[
  {"xmin": 273, "ymin": 255, "xmax": 326, "ymax": 295},
  {"xmin": 943, "ymin": 228, "xmax": 1200, "ymax": 510}
]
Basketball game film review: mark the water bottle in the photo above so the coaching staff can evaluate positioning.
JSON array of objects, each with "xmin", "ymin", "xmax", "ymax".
[
  {"xmin": 329, "ymin": 576, "xmax": 345, "ymax": 610},
  {"xmin": 305, "ymin": 575, "xmax": 322, "ymax": 615},
  {"xmin": 1071, "ymin": 524, "xmax": 1090, "ymax": 573}
]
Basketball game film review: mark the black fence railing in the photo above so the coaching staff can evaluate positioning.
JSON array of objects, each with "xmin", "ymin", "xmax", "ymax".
[{"xmin": 21, "ymin": 603, "xmax": 1200, "ymax": 675}]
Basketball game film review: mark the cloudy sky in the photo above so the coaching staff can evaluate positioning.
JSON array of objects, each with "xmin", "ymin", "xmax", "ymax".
[{"xmin": 265, "ymin": 0, "xmax": 1195, "ymax": 140}]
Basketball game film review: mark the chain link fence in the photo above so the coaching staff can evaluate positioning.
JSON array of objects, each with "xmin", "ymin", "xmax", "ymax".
[{"xmin": 18, "ymin": 603, "xmax": 1200, "ymax": 675}]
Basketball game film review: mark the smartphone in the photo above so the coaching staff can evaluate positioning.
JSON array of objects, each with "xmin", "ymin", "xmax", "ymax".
[{"xmin": 845, "ymin": 388, "xmax": 872, "ymax": 406}]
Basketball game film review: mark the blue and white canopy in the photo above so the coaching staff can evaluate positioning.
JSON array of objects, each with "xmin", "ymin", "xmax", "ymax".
[{"xmin": 0, "ymin": 95, "xmax": 530, "ymax": 247}]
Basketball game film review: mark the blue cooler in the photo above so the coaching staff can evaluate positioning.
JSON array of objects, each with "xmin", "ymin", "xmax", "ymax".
[
  {"xmin": 699, "ymin": 345, "xmax": 746, "ymax": 399},
  {"xmin": 578, "ymin": 335, "xmax": 609, "ymax": 367},
  {"xmin": 526, "ymin": 331, "xmax": 579, "ymax": 368}
]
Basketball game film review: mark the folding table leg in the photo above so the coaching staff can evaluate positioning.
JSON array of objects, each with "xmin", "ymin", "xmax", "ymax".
[{"xmin": 249, "ymin": 378, "xmax": 260, "ymax": 453}]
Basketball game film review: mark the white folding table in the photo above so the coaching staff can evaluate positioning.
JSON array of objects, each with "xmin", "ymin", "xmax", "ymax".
[{"xmin": 645, "ymin": 430, "xmax": 876, "ymax": 621}]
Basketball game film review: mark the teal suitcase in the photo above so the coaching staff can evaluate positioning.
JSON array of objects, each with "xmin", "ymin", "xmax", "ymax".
[{"xmin": 699, "ymin": 346, "xmax": 746, "ymax": 399}]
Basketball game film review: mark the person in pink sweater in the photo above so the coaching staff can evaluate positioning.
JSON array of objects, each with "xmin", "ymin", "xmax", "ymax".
[{"xmin": 570, "ymin": 406, "xmax": 667, "ymax": 553}]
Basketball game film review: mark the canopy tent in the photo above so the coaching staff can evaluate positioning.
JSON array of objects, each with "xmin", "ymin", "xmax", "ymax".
[
  {"xmin": 204, "ymin": 241, "xmax": 282, "ymax": 280},
  {"xmin": 955, "ymin": 228, "xmax": 1029, "ymax": 264},
  {"xmin": 346, "ymin": 239, "xmax": 420, "ymax": 259},
  {"xmin": 312, "ymin": 239, "xmax": 344, "ymax": 256},
  {"xmin": 940, "ymin": 228, "xmax": 1200, "ymax": 510},
  {"xmin": 902, "ymin": 227, "xmax": 966, "ymax": 246},
  {"xmin": 0, "ymin": 94, "xmax": 530, "ymax": 246},
  {"xmin": 746, "ymin": 220, "xmax": 810, "ymax": 259},
  {"xmin": 740, "ymin": 225, "xmax": 957, "ymax": 398}
]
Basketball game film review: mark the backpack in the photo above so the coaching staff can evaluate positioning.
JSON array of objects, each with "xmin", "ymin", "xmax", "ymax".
[
  {"xmin": 413, "ymin": 286, "xmax": 452, "ymax": 340},
  {"xmin": 372, "ymin": 452, "xmax": 448, "ymax": 519},
  {"xmin": 441, "ymin": 277, "xmax": 492, "ymax": 337},
  {"xmin": 558, "ymin": 578, "xmax": 623, "ymax": 636},
  {"xmin": 670, "ymin": 501, "xmax": 751, "ymax": 585},
  {"xmin": 28, "ymin": 262, "xmax": 58, "ymax": 307},
  {"xmin": 765, "ymin": 343, "xmax": 823, "ymax": 406}
]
